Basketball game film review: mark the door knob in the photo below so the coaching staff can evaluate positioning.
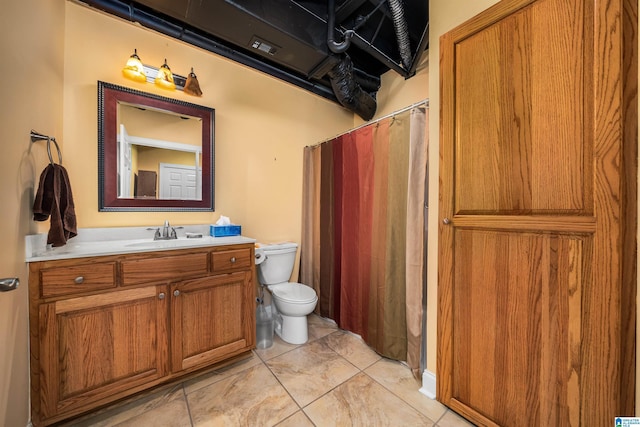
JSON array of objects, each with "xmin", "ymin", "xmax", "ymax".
[
  {"xmin": 158, "ymin": 292, "xmax": 166, "ymax": 300},
  {"xmin": 174, "ymin": 290, "xmax": 181, "ymax": 297},
  {"xmin": 443, "ymin": 218, "xmax": 451, "ymax": 225}
]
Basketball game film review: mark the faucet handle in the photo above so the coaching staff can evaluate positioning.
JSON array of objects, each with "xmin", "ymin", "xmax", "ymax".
[
  {"xmin": 147, "ymin": 227, "xmax": 161, "ymax": 240},
  {"xmin": 170, "ymin": 226, "xmax": 184, "ymax": 239}
]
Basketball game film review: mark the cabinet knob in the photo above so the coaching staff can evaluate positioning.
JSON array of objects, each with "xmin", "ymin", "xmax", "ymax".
[
  {"xmin": 158, "ymin": 292, "xmax": 165, "ymax": 300},
  {"xmin": 74, "ymin": 276, "xmax": 84, "ymax": 284},
  {"xmin": 230, "ymin": 257, "xmax": 236, "ymax": 263},
  {"xmin": 443, "ymin": 218, "xmax": 451, "ymax": 225},
  {"xmin": 174, "ymin": 290, "xmax": 181, "ymax": 297}
]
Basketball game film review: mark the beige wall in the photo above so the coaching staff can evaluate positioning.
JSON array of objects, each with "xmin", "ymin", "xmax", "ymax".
[
  {"xmin": 0, "ymin": 1, "xmax": 65, "ymax": 425},
  {"xmin": 62, "ymin": 2, "xmax": 354, "ymax": 245}
]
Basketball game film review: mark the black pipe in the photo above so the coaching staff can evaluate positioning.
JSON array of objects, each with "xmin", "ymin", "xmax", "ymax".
[
  {"xmin": 327, "ymin": 0, "xmax": 355, "ymax": 53},
  {"xmin": 407, "ymin": 22, "xmax": 429, "ymax": 78}
]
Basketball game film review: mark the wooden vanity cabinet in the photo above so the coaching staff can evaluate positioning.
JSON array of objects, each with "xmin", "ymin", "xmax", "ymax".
[
  {"xmin": 172, "ymin": 246, "xmax": 255, "ymax": 372},
  {"xmin": 28, "ymin": 243, "xmax": 256, "ymax": 427},
  {"xmin": 171, "ymin": 271, "xmax": 253, "ymax": 371}
]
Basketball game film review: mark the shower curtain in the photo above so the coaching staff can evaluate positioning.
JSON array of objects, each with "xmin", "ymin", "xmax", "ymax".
[{"xmin": 300, "ymin": 106, "xmax": 428, "ymax": 376}]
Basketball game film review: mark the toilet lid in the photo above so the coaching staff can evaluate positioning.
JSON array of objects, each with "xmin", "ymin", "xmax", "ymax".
[{"xmin": 270, "ymin": 282, "xmax": 317, "ymax": 304}]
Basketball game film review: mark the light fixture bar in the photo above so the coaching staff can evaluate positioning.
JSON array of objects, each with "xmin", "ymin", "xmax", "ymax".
[{"xmin": 142, "ymin": 64, "xmax": 186, "ymax": 90}]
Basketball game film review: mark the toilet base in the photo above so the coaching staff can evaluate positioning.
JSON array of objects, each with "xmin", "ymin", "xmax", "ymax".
[{"xmin": 275, "ymin": 314, "xmax": 309, "ymax": 344}]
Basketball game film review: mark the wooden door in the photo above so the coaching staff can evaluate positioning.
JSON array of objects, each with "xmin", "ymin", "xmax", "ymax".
[
  {"xmin": 438, "ymin": 0, "xmax": 637, "ymax": 426},
  {"xmin": 136, "ymin": 170, "xmax": 157, "ymax": 198},
  {"xmin": 38, "ymin": 285, "xmax": 169, "ymax": 419},
  {"xmin": 171, "ymin": 271, "xmax": 254, "ymax": 372}
]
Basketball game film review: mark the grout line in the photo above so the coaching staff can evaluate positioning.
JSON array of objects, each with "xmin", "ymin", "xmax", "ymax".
[
  {"xmin": 260, "ymin": 342, "xmax": 305, "ymax": 411},
  {"xmin": 181, "ymin": 383, "xmax": 195, "ymax": 427},
  {"xmin": 361, "ymin": 359, "xmax": 443, "ymax": 424}
]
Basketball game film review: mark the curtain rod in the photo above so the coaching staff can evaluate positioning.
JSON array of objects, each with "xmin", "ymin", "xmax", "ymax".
[{"xmin": 310, "ymin": 98, "xmax": 429, "ymax": 147}]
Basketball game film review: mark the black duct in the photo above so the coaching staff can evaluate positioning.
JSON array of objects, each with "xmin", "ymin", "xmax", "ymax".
[
  {"xmin": 387, "ymin": 0, "xmax": 412, "ymax": 70},
  {"xmin": 326, "ymin": 0, "xmax": 377, "ymax": 120},
  {"xmin": 327, "ymin": 54, "xmax": 377, "ymax": 121}
]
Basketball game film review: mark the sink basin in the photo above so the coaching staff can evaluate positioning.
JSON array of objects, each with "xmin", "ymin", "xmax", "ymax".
[{"xmin": 125, "ymin": 238, "xmax": 208, "ymax": 250}]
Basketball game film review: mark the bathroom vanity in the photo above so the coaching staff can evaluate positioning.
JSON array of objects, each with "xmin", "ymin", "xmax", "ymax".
[{"xmin": 26, "ymin": 229, "xmax": 256, "ymax": 426}]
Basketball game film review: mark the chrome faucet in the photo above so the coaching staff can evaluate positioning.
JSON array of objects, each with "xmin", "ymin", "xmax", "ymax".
[
  {"xmin": 148, "ymin": 220, "xmax": 180, "ymax": 240},
  {"xmin": 162, "ymin": 220, "xmax": 171, "ymax": 239}
]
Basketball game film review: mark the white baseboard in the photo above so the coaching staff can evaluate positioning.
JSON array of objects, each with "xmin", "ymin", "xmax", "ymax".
[{"xmin": 419, "ymin": 369, "xmax": 436, "ymax": 399}]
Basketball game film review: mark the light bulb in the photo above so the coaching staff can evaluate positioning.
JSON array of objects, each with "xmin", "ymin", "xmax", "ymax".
[
  {"xmin": 154, "ymin": 59, "xmax": 176, "ymax": 90},
  {"xmin": 122, "ymin": 49, "xmax": 146, "ymax": 83}
]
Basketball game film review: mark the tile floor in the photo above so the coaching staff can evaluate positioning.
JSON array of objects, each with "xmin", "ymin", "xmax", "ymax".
[{"xmin": 64, "ymin": 315, "xmax": 475, "ymax": 427}]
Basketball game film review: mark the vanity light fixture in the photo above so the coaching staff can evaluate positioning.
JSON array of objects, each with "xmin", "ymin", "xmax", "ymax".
[
  {"xmin": 184, "ymin": 68, "xmax": 203, "ymax": 97},
  {"xmin": 154, "ymin": 59, "xmax": 176, "ymax": 91},
  {"xmin": 121, "ymin": 49, "xmax": 146, "ymax": 83},
  {"xmin": 120, "ymin": 49, "xmax": 201, "ymax": 95}
]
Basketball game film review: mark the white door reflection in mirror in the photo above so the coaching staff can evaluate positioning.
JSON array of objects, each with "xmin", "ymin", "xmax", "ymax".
[
  {"xmin": 119, "ymin": 124, "xmax": 133, "ymax": 198},
  {"xmin": 159, "ymin": 163, "xmax": 202, "ymax": 200}
]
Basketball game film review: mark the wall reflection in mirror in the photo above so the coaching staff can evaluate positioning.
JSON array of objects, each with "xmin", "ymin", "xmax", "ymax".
[
  {"xmin": 98, "ymin": 81, "xmax": 214, "ymax": 211},
  {"xmin": 117, "ymin": 103, "xmax": 202, "ymax": 200}
]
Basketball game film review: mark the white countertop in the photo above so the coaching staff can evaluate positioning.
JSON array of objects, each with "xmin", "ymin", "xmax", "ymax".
[{"xmin": 26, "ymin": 225, "xmax": 255, "ymax": 262}]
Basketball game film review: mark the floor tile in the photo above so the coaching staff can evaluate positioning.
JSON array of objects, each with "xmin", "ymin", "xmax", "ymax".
[
  {"xmin": 321, "ymin": 330, "xmax": 382, "ymax": 370},
  {"xmin": 63, "ymin": 383, "xmax": 185, "ymax": 427},
  {"xmin": 266, "ymin": 339, "xmax": 359, "ymax": 407},
  {"xmin": 274, "ymin": 410, "xmax": 315, "ymax": 427},
  {"xmin": 112, "ymin": 397, "xmax": 191, "ymax": 427},
  {"xmin": 183, "ymin": 351, "xmax": 263, "ymax": 395},
  {"xmin": 436, "ymin": 409, "xmax": 477, "ymax": 427},
  {"xmin": 187, "ymin": 363, "xmax": 299, "ymax": 426},
  {"xmin": 304, "ymin": 372, "xmax": 434, "ymax": 426},
  {"xmin": 366, "ymin": 358, "xmax": 448, "ymax": 422},
  {"xmin": 254, "ymin": 334, "xmax": 300, "ymax": 361},
  {"xmin": 307, "ymin": 314, "xmax": 339, "ymax": 341}
]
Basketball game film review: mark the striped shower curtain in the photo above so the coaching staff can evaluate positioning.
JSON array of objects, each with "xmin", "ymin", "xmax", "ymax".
[{"xmin": 300, "ymin": 106, "xmax": 428, "ymax": 376}]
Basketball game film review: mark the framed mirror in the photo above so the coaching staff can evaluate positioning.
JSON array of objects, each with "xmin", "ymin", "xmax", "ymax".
[{"xmin": 98, "ymin": 81, "xmax": 214, "ymax": 211}]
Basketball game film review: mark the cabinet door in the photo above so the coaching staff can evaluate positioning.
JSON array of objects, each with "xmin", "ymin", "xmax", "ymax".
[
  {"xmin": 171, "ymin": 271, "xmax": 255, "ymax": 372},
  {"xmin": 39, "ymin": 286, "xmax": 169, "ymax": 419},
  {"xmin": 438, "ymin": 0, "xmax": 636, "ymax": 425}
]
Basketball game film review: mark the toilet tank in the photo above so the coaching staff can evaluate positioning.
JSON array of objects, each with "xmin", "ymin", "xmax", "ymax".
[{"xmin": 257, "ymin": 242, "xmax": 298, "ymax": 285}]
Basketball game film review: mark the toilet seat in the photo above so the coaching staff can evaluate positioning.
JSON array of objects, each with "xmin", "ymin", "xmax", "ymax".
[{"xmin": 269, "ymin": 282, "xmax": 317, "ymax": 304}]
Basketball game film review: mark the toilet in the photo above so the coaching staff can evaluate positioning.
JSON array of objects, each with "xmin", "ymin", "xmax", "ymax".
[{"xmin": 255, "ymin": 242, "xmax": 318, "ymax": 345}]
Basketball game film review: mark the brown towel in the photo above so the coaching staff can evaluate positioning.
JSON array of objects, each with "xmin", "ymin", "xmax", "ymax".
[{"xmin": 33, "ymin": 164, "xmax": 77, "ymax": 247}]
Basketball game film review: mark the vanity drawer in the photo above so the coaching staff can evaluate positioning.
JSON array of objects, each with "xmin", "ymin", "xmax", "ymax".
[
  {"xmin": 211, "ymin": 248, "xmax": 252, "ymax": 273},
  {"xmin": 41, "ymin": 262, "xmax": 117, "ymax": 298},
  {"xmin": 121, "ymin": 252, "xmax": 209, "ymax": 286}
]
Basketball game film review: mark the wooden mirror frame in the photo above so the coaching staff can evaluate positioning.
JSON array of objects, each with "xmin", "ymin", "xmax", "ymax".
[{"xmin": 98, "ymin": 81, "xmax": 214, "ymax": 211}]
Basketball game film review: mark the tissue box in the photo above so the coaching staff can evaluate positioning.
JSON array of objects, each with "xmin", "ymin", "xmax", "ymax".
[{"xmin": 210, "ymin": 224, "xmax": 241, "ymax": 237}]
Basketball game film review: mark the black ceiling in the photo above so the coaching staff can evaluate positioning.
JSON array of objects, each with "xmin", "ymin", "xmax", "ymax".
[{"xmin": 79, "ymin": 0, "xmax": 428, "ymax": 111}]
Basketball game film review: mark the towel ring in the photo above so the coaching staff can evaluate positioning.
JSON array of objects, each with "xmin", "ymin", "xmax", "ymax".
[
  {"xmin": 46, "ymin": 138, "xmax": 62, "ymax": 165},
  {"xmin": 30, "ymin": 130, "xmax": 62, "ymax": 165}
]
